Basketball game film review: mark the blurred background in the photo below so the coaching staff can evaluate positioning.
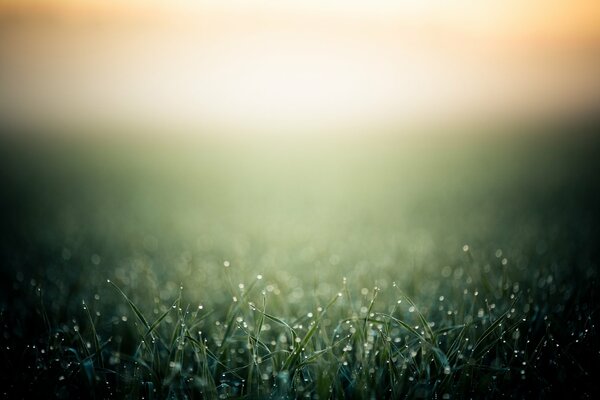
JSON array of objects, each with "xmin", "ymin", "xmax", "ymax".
[{"xmin": 1, "ymin": 0, "xmax": 599, "ymax": 350}]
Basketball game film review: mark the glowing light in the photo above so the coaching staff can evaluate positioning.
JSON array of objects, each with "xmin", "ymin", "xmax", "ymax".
[{"xmin": 1, "ymin": 0, "xmax": 599, "ymax": 134}]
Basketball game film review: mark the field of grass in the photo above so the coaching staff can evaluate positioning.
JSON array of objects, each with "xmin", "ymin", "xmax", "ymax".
[{"xmin": 1, "ymin": 123, "xmax": 599, "ymax": 398}]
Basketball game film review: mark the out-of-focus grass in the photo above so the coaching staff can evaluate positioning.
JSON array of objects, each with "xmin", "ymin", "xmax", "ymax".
[{"xmin": 0, "ymin": 123, "xmax": 599, "ymax": 398}]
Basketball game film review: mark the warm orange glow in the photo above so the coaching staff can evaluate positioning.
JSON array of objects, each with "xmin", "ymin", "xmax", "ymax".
[{"xmin": 1, "ymin": 1, "xmax": 599, "ymax": 134}]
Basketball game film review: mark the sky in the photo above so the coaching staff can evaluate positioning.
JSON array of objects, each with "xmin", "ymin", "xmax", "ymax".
[{"xmin": 1, "ymin": 0, "xmax": 599, "ymax": 134}]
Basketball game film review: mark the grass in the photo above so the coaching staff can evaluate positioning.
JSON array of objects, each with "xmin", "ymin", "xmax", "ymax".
[
  {"xmin": 1, "ymin": 124, "xmax": 599, "ymax": 398},
  {"xmin": 6, "ymin": 255, "xmax": 595, "ymax": 399}
]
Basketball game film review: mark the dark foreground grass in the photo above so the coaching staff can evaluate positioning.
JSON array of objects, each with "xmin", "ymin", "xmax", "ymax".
[
  {"xmin": 2, "ymin": 247, "xmax": 597, "ymax": 399},
  {"xmin": 1, "ymin": 124, "xmax": 599, "ymax": 398}
]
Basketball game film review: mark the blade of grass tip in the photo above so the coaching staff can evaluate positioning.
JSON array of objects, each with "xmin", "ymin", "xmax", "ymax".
[
  {"xmin": 470, "ymin": 312, "xmax": 525, "ymax": 363},
  {"xmin": 74, "ymin": 327, "xmax": 92, "ymax": 359},
  {"xmin": 282, "ymin": 322, "xmax": 319, "ymax": 371},
  {"xmin": 374, "ymin": 325, "xmax": 401, "ymax": 394},
  {"xmin": 218, "ymin": 303, "xmax": 241, "ymax": 360},
  {"xmin": 250, "ymin": 295, "xmax": 268, "ymax": 393},
  {"xmin": 107, "ymin": 279, "xmax": 151, "ymax": 332},
  {"xmin": 343, "ymin": 277, "xmax": 356, "ymax": 316},
  {"xmin": 239, "ymin": 325, "xmax": 259, "ymax": 395},
  {"xmin": 173, "ymin": 304, "xmax": 190, "ymax": 365},
  {"xmin": 254, "ymin": 295, "xmax": 266, "ymax": 344},
  {"xmin": 321, "ymin": 291, "xmax": 342, "ymax": 317},
  {"xmin": 241, "ymin": 279, "xmax": 259, "ymax": 300},
  {"xmin": 186, "ymin": 333, "xmax": 218, "ymax": 396},
  {"xmin": 527, "ymin": 334, "xmax": 547, "ymax": 366},
  {"xmin": 436, "ymin": 324, "xmax": 466, "ymax": 336},
  {"xmin": 376, "ymin": 312, "xmax": 449, "ymax": 369},
  {"xmin": 392, "ymin": 284, "xmax": 435, "ymax": 340},
  {"xmin": 374, "ymin": 313, "xmax": 425, "ymax": 342},
  {"xmin": 430, "ymin": 346, "xmax": 450, "ymax": 369},
  {"xmin": 144, "ymin": 300, "xmax": 177, "ymax": 341},
  {"xmin": 295, "ymin": 348, "xmax": 330, "ymax": 370},
  {"xmin": 283, "ymin": 292, "xmax": 341, "ymax": 373},
  {"xmin": 230, "ymin": 323, "xmax": 273, "ymax": 355},
  {"xmin": 403, "ymin": 294, "xmax": 435, "ymax": 343},
  {"xmin": 187, "ymin": 334, "xmax": 247, "ymax": 385},
  {"xmin": 167, "ymin": 310, "xmax": 185, "ymax": 365},
  {"xmin": 188, "ymin": 309, "xmax": 215, "ymax": 333},
  {"xmin": 445, "ymin": 324, "xmax": 468, "ymax": 366},
  {"xmin": 259, "ymin": 310, "xmax": 298, "ymax": 344},
  {"xmin": 82, "ymin": 300, "xmax": 103, "ymax": 368},
  {"xmin": 472, "ymin": 296, "xmax": 519, "ymax": 358},
  {"xmin": 107, "ymin": 279, "xmax": 168, "ymax": 379},
  {"xmin": 162, "ymin": 284, "xmax": 184, "ymax": 358},
  {"xmin": 314, "ymin": 290, "xmax": 344, "ymax": 349},
  {"xmin": 218, "ymin": 278, "xmax": 258, "ymax": 360},
  {"xmin": 362, "ymin": 288, "xmax": 379, "ymax": 334}
]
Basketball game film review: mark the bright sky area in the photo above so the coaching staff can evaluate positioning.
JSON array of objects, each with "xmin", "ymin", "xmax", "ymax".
[{"xmin": 1, "ymin": 0, "xmax": 599, "ymax": 134}]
